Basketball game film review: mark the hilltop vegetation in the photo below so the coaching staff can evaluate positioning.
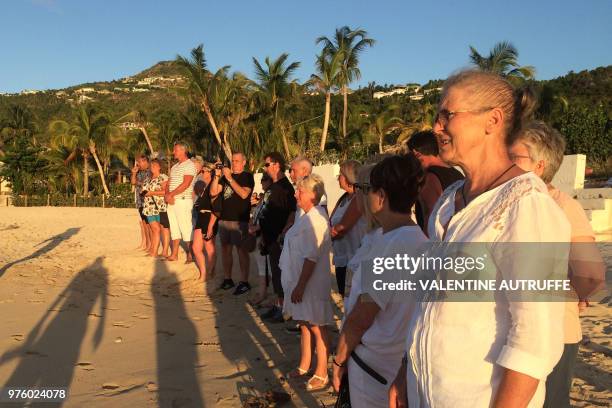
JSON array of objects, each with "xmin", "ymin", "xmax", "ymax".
[{"xmin": 0, "ymin": 34, "xmax": 610, "ymax": 197}]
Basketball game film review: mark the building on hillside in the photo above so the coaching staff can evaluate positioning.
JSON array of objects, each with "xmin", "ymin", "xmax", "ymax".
[
  {"xmin": 132, "ymin": 88, "xmax": 150, "ymax": 93},
  {"xmin": 20, "ymin": 89, "xmax": 41, "ymax": 95},
  {"xmin": 409, "ymin": 94, "xmax": 424, "ymax": 101},
  {"xmin": 423, "ymin": 87, "xmax": 442, "ymax": 95},
  {"xmin": 75, "ymin": 87, "xmax": 95, "ymax": 94},
  {"xmin": 77, "ymin": 95, "xmax": 95, "ymax": 104}
]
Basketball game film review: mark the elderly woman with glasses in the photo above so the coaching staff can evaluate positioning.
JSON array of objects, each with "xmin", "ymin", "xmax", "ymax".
[
  {"xmin": 509, "ymin": 121, "xmax": 605, "ymax": 408},
  {"xmin": 389, "ymin": 70, "xmax": 571, "ymax": 408},
  {"xmin": 280, "ymin": 174, "xmax": 333, "ymax": 391},
  {"xmin": 329, "ymin": 160, "xmax": 366, "ymax": 297}
]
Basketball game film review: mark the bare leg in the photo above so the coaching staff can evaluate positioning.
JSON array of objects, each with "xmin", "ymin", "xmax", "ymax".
[
  {"xmin": 252, "ymin": 274, "xmax": 267, "ymax": 304},
  {"xmin": 138, "ymin": 219, "xmax": 147, "ymax": 250},
  {"xmin": 204, "ymin": 238, "xmax": 217, "ymax": 279},
  {"xmin": 167, "ymin": 239, "xmax": 180, "ymax": 261},
  {"xmin": 299, "ymin": 324, "xmax": 312, "ymax": 372},
  {"xmin": 185, "ymin": 242, "xmax": 193, "ymax": 263},
  {"xmin": 148, "ymin": 222, "xmax": 161, "ymax": 257},
  {"xmin": 161, "ymin": 227, "xmax": 170, "ymax": 257},
  {"xmin": 222, "ymin": 243, "xmax": 233, "ymax": 280},
  {"xmin": 237, "ymin": 247, "xmax": 250, "ymax": 283},
  {"xmin": 144, "ymin": 223, "xmax": 152, "ymax": 252},
  {"xmin": 309, "ymin": 325, "xmax": 330, "ymax": 382},
  {"xmin": 192, "ymin": 231, "xmax": 206, "ymax": 280}
]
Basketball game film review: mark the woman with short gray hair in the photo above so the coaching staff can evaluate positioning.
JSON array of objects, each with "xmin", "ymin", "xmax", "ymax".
[
  {"xmin": 509, "ymin": 120, "xmax": 605, "ymax": 408},
  {"xmin": 280, "ymin": 173, "xmax": 333, "ymax": 391}
]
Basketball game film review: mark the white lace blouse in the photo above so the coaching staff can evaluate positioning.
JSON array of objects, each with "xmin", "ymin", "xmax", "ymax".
[{"xmin": 406, "ymin": 172, "xmax": 570, "ymax": 408}]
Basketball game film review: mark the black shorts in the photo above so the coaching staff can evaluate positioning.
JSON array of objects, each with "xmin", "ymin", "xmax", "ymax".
[
  {"xmin": 138, "ymin": 207, "xmax": 148, "ymax": 223},
  {"xmin": 195, "ymin": 211, "xmax": 218, "ymax": 237},
  {"xmin": 218, "ymin": 220, "xmax": 256, "ymax": 252},
  {"xmin": 159, "ymin": 211, "xmax": 170, "ymax": 229}
]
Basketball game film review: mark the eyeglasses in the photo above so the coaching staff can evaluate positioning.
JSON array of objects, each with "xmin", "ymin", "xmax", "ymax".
[
  {"xmin": 509, "ymin": 154, "xmax": 531, "ymax": 162},
  {"xmin": 264, "ymin": 162, "xmax": 276, "ymax": 168},
  {"xmin": 353, "ymin": 182, "xmax": 372, "ymax": 193},
  {"xmin": 435, "ymin": 107, "xmax": 494, "ymax": 126}
]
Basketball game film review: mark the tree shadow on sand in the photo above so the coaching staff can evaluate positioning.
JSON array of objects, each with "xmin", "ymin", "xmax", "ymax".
[
  {"xmin": 151, "ymin": 259, "xmax": 205, "ymax": 408},
  {"xmin": 0, "ymin": 227, "xmax": 81, "ymax": 278},
  {"xmin": 0, "ymin": 256, "xmax": 108, "ymax": 407}
]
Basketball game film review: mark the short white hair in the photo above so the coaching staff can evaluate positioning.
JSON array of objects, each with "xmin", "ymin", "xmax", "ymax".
[
  {"xmin": 292, "ymin": 156, "xmax": 313, "ymax": 175},
  {"xmin": 296, "ymin": 173, "xmax": 326, "ymax": 205}
]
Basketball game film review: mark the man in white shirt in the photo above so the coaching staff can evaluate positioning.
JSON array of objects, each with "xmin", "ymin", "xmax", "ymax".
[{"xmin": 164, "ymin": 141, "xmax": 196, "ymax": 262}]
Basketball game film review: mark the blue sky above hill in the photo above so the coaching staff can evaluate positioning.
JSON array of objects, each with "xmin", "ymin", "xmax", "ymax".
[{"xmin": 1, "ymin": 0, "xmax": 610, "ymax": 92}]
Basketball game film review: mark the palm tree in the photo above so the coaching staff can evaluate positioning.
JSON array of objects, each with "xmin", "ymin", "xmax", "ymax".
[
  {"xmin": 309, "ymin": 50, "xmax": 343, "ymax": 151},
  {"xmin": 366, "ymin": 109, "xmax": 404, "ymax": 153},
  {"xmin": 396, "ymin": 101, "xmax": 437, "ymax": 145},
  {"xmin": 0, "ymin": 104, "xmax": 39, "ymax": 156},
  {"xmin": 469, "ymin": 41, "xmax": 535, "ymax": 80},
  {"xmin": 316, "ymin": 26, "xmax": 375, "ymax": 143},
  {"xmin": 252, "ymin": 53, "xmax": 301, "ymax": 158},
  {"xmin": 129, "ymin": 111, "xmax": 155, "ymax": 155},
  {"xmin": 176, "ymin": 44, "xmax": 232, "ymax": 160},
  {"xmin": 48, "ymin": 106, "xmax": 113, "ymax": 196}
]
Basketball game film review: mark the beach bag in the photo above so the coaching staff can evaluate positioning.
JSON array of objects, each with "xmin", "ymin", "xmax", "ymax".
[{"xmin": 334, "ymin": 372, "xmax": 351, "ymax": 408}]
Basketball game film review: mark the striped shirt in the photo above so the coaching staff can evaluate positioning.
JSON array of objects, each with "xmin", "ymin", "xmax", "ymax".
[{"xmin": 169, "ymin": 159, "xmax": 197, "ymax": 199}]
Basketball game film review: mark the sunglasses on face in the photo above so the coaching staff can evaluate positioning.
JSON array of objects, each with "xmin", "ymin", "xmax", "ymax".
[
  {"xmin": 353, "ymin": 182, "xmax": 372, "ymax": 193},
  {"xmin": 264, "ymin": 162, "xmax": 276, "ymax": 168}
]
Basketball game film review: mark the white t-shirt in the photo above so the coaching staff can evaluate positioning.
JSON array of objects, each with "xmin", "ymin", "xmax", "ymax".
[
  {"xmin": 345, "ymin": 226, "xmax": 427, "ymax": 362},
  {"xmin": 169, "ymin": 159, "xmax": 197, "ymax": 199}
]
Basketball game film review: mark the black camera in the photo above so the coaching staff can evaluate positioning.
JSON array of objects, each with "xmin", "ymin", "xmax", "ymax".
[{"xmin": 215, "ymin": 163, "xmax": 224, "ymax": 170}]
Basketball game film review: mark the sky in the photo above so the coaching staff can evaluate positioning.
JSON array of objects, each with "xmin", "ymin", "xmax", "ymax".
[{"xmin": 1, "ymin": 0, "xmax": 611, "ymax": 93}]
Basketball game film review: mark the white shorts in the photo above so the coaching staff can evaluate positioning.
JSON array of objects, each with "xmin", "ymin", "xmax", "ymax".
[{"xmin": 167, "ymin": 198, "xmax": 194, "ymax": 241}]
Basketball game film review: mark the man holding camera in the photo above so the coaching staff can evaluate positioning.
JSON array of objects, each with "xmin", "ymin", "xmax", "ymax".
[
  {"xmin": 210, "ymin": 152, "xmax": 255, "ymax": 294},
  {"xmin": 258, "ymin": 152, "xmax": 296, "ymax": 322}
]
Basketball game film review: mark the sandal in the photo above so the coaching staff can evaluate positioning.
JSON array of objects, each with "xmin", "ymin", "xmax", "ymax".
[
  {"xmin": 305, "ymin": 374, "xmax": 329, "ymax": 391},
  {"xmin": 287, "ymin": 367, "xmax": 309, "ymax": 379}
]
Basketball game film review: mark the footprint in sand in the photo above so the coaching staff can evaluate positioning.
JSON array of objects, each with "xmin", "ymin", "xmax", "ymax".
[
  {"xmin": 112, "ymin": 321, "xmax": 133, "ymax": 328},
  {"xmin": 76, "ymin": 362, "xmax": 95, "ymax": 371},
  {"xmin": 145, "ymin": 382, "xmax": 158, "ymax": 392},
  {"xmin": 25, "ymin": 350, "xmax": 48, "ymax": 357},
  {"xmin": 156, "ymin": 330, "xmax": 175, "ymax": 337},
  {"xmin": 11, "ymin": 334, "xmax": 24, "ymax": 342}
]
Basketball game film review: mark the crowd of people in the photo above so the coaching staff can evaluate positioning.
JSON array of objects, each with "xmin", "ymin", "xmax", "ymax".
[{"xmin": 130, "ymin": 69, "xmax": 605, "ymax": 408}]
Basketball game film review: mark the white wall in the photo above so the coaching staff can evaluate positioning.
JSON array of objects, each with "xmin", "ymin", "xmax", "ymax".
[
  {"xmin": 253, "ymin": 163, "xmax": 343, "ymax": 209},
  {"xmin": 551, "ymin": 154, "xmax": 586, "ymax": 195}
]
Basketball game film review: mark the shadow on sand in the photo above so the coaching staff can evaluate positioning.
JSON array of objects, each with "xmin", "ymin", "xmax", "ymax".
[
  {"xmin": 0, "ymin": 256, "xmax": 108, "ymax": 407},
  {"xmin": 0, "ymin": 227, "xmax": 81, "ymax": 278},
  {"xmin": 151, "ymin": 259, "xmax": 205, "ymax": 407},
  {"xmin": 208, "ymin": 253, "xmax": 334, "ymax": 406}
]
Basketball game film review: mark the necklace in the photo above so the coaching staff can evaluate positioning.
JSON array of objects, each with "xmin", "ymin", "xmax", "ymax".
[{"xmin": 461, "ymin": 164, "xmax": 516, "ymax": 207}]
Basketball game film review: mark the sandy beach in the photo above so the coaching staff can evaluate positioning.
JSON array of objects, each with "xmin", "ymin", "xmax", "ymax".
[{"xmin": 0, "ymin": 207, "xmax": 609, "ymax": 407}]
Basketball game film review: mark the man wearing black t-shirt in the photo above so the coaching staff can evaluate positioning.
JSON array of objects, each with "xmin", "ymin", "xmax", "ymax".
[
  {"xmin": 258, "ymin": 152, "xmax": 296, "ymax": 322},
  {"xmin": 210, "ymin": 152, "xmax": 255, "ymax": 294},
  {"xmin": 406, "ymin": 130, "xmax": 464, "ymax": 235}
]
